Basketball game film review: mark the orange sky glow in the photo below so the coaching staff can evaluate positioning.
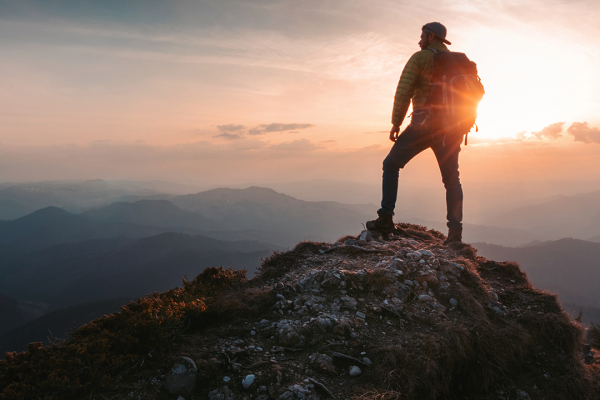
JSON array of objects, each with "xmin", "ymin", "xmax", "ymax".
[{"xmin": 0, "ymin": 0, "xmax": 599, "ymax": 186}]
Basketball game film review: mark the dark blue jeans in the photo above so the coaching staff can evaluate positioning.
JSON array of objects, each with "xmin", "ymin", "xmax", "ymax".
[{"xmin": 380, "ymin": 111, "xmax": 463, "ymax": 229}]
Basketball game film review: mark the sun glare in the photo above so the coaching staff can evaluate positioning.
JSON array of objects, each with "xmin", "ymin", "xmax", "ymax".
[{"xmin": 464, "ymin": 28, "xmax": 588, "ymax": 141}]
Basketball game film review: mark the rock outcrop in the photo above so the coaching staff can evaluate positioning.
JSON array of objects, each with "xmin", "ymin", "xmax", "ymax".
[{"xmin": 1, "ymin": 223, "xmax": 599, "ymax": 400}]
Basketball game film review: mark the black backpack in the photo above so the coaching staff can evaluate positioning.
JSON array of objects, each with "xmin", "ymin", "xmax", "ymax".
[{"xmin": 425, "ymin": 50, "xmax": 485, "ymax": 144}]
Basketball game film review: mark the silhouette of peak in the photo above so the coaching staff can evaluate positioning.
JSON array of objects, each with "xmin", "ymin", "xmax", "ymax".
[
  {"xmin": 181, "ymin": 186, "xmax": 298, "ymax": 204},
  {"xmin": 82, "ymin": 200, "xmax": 183, "ymax": 217},
  {"xmin": 17, "ymin": 206, "xmax": 72, "ymax": 222}
]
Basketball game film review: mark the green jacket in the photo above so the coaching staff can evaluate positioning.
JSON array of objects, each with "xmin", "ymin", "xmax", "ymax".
[{"xmin": 391, "ymin": 42, "xmax": 449, "ymax": 127}]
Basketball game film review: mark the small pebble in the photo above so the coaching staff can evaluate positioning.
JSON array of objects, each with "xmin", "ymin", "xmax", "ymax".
[
  {"xmin": 242, "ymin": 374, "xmax": 255, "ymax": 389},
  {"xmin": 349, "ymin": 366, "xmax": 362, "ymax": 377}
]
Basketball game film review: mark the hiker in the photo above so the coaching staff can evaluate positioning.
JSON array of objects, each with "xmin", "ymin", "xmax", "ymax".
[{"xmin": 367, "ymin": 22, "xmax": 482, "ymax": 244}]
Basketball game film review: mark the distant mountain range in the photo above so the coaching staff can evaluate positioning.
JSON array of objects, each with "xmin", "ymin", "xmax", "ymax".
[
  {"xmin": 405, "ymin": 217, "xmax": 542, "ymax": 247},
  {"xmin": 3, "ymin": 178, "xmax": 600, "ymax": 245},
  {"xmin": 0, "ymin": 297, "xmax": 132, "ymax": 357},
  {"xmin": 0, "ymin": 232, "xmax": 275, "ymax": 309},
  {"xmin": 3, "ymin": 180, "xmax": 600, "ymax": 356},
  {"xmin": 482, "ymin": 189, "xmax": 600, "ymax": 241},
  {"xmin": 0, "ymin": 186, "xmax": 374, "ymax": 248},
  {"xmin": 473, "ymin": 238, "xmax": 600, "ymax": 309},
  {"xmin": 0, "ymin": 295, "xmax": 26, "ymax": 335},
  {"xmin": 0, "ymin": 179, "xmax": 175, "ymax": 220}
]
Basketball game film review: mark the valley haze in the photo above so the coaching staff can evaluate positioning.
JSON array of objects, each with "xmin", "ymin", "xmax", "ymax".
[{"xmin": 1, "ymin": 178, "xmax": 600, "ymax": 358}]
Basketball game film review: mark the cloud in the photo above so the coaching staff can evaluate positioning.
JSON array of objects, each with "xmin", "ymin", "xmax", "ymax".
[
  {"xmin": 264, "ymin": 123, "xmax": 314, "ymax": 133},
  {"xmin": 268, "ymin": 138, "xmax": 322, "ymax": 152},
  {"xmin": 248, "ymin": 123, "xmax": 315, "ymax": 135},
  {"xmin": 567, "ymin": 122, "xmax": 600, "ymax": 144},
  {"xmin": 214, "ymin": 133, "xmax": 243, "ymax": 140},
  {"xmin": 531, "ymin": 122, "xmax": 564, "ymax": 140},
  {"xmin": 507, "ymin": 123, "xmax": 565, "ymax": 143},
  {"xmin": 217, "ymin": 124, "xmax": 246, "ymax": 132},
  {"xmin": 215, "ymin": 122, "xmax": 315, "ymax": 137}
]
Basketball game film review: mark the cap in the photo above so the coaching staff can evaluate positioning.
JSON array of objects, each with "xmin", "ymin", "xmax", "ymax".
[{"xmin": 422, "ymin": 22, "xmax": 451, "ymax": 45}]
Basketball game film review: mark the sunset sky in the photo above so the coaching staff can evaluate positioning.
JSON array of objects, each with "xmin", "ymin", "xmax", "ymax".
[{"xmin": 1, "ymin": 0, "xmax": 599, "ymax": 187}]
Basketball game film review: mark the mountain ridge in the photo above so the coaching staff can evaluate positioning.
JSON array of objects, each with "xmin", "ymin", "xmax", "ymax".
[{"xmin": 1, "ymin": 223, "xmax": 598, "ymax": 399}]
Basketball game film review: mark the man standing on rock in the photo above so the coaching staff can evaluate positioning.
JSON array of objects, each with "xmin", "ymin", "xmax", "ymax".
[{"xmin": 367, "ymin": 22, "xmax": 465, "ymax": 245}]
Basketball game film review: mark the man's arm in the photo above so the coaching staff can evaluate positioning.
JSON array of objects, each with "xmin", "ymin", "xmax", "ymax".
[{"xmin": 390, "ymin": 52, "xmax": 422, "ymax": 140}]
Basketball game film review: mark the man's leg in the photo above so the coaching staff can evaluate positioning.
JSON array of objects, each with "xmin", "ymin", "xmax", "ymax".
[
  {"xmin": 432, "ymin": 135, "xmax": 463, "ymax": 240},
  {"xmin": 379, "ymin": 125, "xmax": 430, "ymax": 215}
]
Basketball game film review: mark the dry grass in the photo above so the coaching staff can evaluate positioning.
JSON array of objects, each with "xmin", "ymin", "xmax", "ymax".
[
  {"xmin": 449, "ymin": 241, "xmax": 478, "ymax": 259},
  {"xmin": 591, "ymin": 324, "xmax": 600, "ymax": 349},
  {"xmin": 293, "ymin": 241, "xmax": 329, "ymax": 253},
  {"xmin": 397, "ymin": 222, "xmax": 445, "ymax": 241},
  {"xmin": 362, "ymin": 270, "xmax": 394, "ymax": 295},
  {"xmin": 255, "ymin": 250, "xmax": 299, "ymax": 283},
  {"xmin": 519, "ymin": 310, "xmax": 582, "ymax": 354},
  {"xmin": 215, "ymin": 287, "xmax": 272, "ymax": 319},
  {"xmin": 371, "ymin": 321, "xmax": 538, "ymax": 399},
  {"xmin": 337, "ymin": 234, "xmax": 358, "ymax": 243},
  {"xmin": 351, "ymin": 388, "xmax": 403, "ymax": 400}
]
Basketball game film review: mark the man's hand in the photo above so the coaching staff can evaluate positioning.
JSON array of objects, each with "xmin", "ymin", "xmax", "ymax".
[{"xmin": 389, "ymin": 125, "xmax": 400, "ymax": 142}]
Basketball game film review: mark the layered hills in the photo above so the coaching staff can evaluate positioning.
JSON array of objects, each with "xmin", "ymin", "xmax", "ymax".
[
  {"xmin": 0, "ymin": 186, "xmax": 379, "ymax": 356},
  {"xmin": 0, "ymin": 179, "xmax": 178, "ymax": 220},
  {"xmin": 483, "ymin": 189, "xmax": 600, "ymax": 240},
  {"xmin": 1, "ymin": 224, "xmax": 598, "ymax": 400},
  {"xmin": 0, "ymin": 233, "xmax": 274, "ymax": 308},
  {"xmin": 3, "ymin": 184, "xmax": 600, "ymax": 360}
]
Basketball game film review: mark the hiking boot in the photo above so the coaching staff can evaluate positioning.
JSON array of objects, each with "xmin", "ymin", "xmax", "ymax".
[
  {"xmin": 366, "ymin": 210, "xmax": 395, "ymax": 233},
  {"xmin": 443, "ymin": 227, "xmax": 462, "ymax": 245}
]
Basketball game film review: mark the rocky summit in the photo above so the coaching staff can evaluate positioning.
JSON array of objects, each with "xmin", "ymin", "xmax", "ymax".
[{"xmin": 1, "ymin": 223, "xmax": 599, "ymax": 400}]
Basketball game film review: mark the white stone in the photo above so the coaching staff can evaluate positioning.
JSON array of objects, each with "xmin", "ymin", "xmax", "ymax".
[
  {"xmin": 349, "ymin": 366, "xmax": 362, "ymax": 376},
  {"xmin": 449, "ymin": 298, "xmax": 459, "ymax": 307},
  {"xmin": 223, "ymin": 376, "xmax": 231, "ymax": 382},
  {"xmin": 359, "ymin": 230, "xmax": 373, "ymax": 242},
  {"xmin": 242, "ymin": 374, "xmax": 255, "ymax": 389},
  {"xmin": 418, "ymin": 249, "xmax": 434, "ymax": 257}
]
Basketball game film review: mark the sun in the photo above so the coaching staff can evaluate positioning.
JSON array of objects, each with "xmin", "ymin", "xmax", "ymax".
[{"xmin": 461, "ymin": 27, "xmax": 588, "ymax": 142}]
